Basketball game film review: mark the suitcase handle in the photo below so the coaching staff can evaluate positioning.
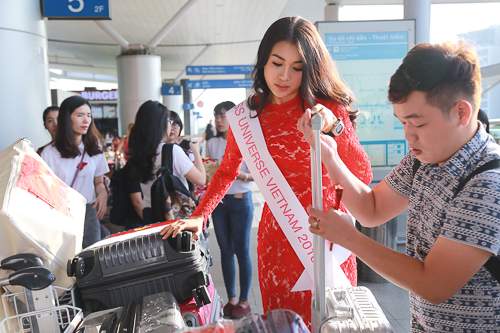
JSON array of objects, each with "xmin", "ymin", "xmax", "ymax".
[{"xmin": 311, "ymin": 113, "xmax": 327, "ymax": 331}]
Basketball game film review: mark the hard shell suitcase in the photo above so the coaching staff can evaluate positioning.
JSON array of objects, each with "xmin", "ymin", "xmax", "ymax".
[
  {"xmin": 320, "ymin": 287, "xmax": 392, "ymax": 332},
  {"xmin": 67, "ymin": 225, "xmax": 212, "ymax": 312},
  {"xmin": 238, "ymin": 309, "xmax": 310, "ymax": 333},
  {"xmin": 73, "ymin": 292, "xmax": 186, "ymax": 333},
  {"xmin": 309, "ymin": 114, "xmax": 392, "ymax": 333}
]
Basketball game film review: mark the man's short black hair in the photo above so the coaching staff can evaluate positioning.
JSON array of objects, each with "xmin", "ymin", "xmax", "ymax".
[
  {"xmin": 389, "ymin": 42, "xmax": 481, "ymax": 114},
  {"xmin": 43, "ymin": 106, "xmax": 59, "ymax": 123},
  {"xmin": 478, "ymin": 108, "xmax": 490, "ymax": 133},
  {"xmin": 214, "ymin": 101, "xmax": 235, "ymax": 115}
]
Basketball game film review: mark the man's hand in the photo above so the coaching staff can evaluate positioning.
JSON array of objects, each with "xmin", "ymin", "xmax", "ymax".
[{"xmin": 307, "ymin": 206, "xmax": 358, "ymax": 248}]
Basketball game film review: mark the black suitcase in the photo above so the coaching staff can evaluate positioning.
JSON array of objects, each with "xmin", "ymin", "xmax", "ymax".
[{"xmin": 67, "ymin": 229, "xmax": 212, "ymax": 313}]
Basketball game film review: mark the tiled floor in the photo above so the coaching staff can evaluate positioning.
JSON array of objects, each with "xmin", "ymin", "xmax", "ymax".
[{"xmin": 206, "ymin": 189, "xmax": 410, "ymax": 332}]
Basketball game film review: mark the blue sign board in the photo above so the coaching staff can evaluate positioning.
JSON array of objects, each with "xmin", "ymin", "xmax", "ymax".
[
  {"xmin": 182, "ymin": 103, "xmax": 194, "ymax": 111},
  {"xmin": 161, "ymin": 84, "xmax": 182, "ymax": 96},
  {"xmin": 41, "ymin": 0, "xmax": 110, "ymax": 19},
  {"xmin": 187, "ymin": 79, "xmax": 252, "ymax": 89},
  {"xmin": 186, "ymin": 65, "xmax": 253, "ymax": 75}
]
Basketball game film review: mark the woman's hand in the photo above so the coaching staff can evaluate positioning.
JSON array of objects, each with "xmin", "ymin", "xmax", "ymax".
[
  {"xmin": 93, "ymin": 191, "xmax": 108, "ymax": 220},
  {"xmin": 311, "ymin": 104, "xmax": 336, "ymax": 133},
  {"xmin": 159, "ymin": 216, "xmax": 204, "ymax": 239},
  {"xmin": 307, "ymin": 206, "xmax": 358, "ymax": 248},
  {"xmin": 190, "ymin": 140, "xmax": 200, "ymax": 153},
  {"xmin": 297, "ymin": 108, "xmax": 339, "ymax": 162}
]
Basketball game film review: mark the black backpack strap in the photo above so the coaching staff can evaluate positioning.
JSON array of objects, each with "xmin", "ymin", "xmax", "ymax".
[
  {"xmin": 453, "ymin": 159, "xmax": 500, "ymax": 284},
  {"xmin": 412, "ymin": 158, "xmax": 421, "ymax": 178},
  {"xmin": 485, "ymin": 256, "xmax": 500, "ymax": 284},
  {"xmin": 160, "ymin": 143, "xmax": 175, "ymax": 174},
  {"xmin": 454, "ymin": 159, "xmax": 500, "ymax": 196},
  {"xmin": 160, "ymin": 143, "xmax": 196, "ymax": 201}
]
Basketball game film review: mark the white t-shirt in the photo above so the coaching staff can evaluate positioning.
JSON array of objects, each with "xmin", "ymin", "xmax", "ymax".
[
  {"xmin": 140, "ymin": 143, "xmax": 194, "ymax": 208},
  {"xmin": 41, "ymin": 143, "xmax": 109, "ymax": 203}
]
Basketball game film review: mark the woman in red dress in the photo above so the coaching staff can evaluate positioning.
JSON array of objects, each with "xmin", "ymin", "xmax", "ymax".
[{"xmin": 161, "ymin": 16, "xmax": 372, "ymax": 326}]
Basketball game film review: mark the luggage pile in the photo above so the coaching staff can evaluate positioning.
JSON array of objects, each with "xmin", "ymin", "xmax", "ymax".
[{"xmin": 67, "ymin": 224, "xmax": 222, "ymax": 328}]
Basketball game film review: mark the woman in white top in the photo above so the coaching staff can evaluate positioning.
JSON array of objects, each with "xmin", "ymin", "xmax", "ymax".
[
  {"xmin": 126, "ymin": 100, "xmax": 205, "ymax": 224},
  {"xmin": 41, "ymin": 95, "xmax": 109, "ymax": 248}
]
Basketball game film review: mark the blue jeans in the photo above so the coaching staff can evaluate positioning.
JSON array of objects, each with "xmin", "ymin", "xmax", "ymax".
[
  {"xmin": 83, "ymin": 204, "xmax": 101, "ymax": 248},
  {"xmin": 212, "ymin": 192, "xmax": 254, "ymax": 301}
]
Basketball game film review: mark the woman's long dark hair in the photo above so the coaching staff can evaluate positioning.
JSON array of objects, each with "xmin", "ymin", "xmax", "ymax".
[
  {"xmin": 55, "ymin": 95, "xmax": 102, "ymax": 158},
  {"xmin": 127, "ymin": 100, "xmax": 169, "ymax": 183},
  {"xmin": 248, "ymin": 16, "xmax": 358, "ymax": 125}
]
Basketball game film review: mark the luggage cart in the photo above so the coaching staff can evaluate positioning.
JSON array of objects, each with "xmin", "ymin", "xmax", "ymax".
[
  {"xmin": 1, "ymin": 283, "xmax": 82, "ymax": 333},
  {"xmin": 0, "ymin": 258, "xmax": 83, "ymax": 333}
]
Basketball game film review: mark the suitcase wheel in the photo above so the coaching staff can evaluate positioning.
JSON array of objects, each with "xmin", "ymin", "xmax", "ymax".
[
  {"xmin": 67, "ymin": 257, "xmax": 85, "ymax": 278},
  {"xmin": 182, "ymin": 312, "xmax": 199, "ymax": 327}
]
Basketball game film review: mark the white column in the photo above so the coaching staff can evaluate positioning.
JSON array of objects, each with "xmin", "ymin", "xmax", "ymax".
[
  {"xmin": 324, "ymin": 1, "xmax": 340, "ymax": 21},
  {"xmin": 0, "ymin": 0, "xmax": 50, "ymax": 149},
  {"xmin": 163, "ymin": 95, "xmax": 183, "ymax": 114},
  {"xmin": 404, "ymin": 0, "xmax": 431, "ymax": 44},
  {"xmin": 116, "ymin": 54, "xmax": 161, "ymax": 135}
]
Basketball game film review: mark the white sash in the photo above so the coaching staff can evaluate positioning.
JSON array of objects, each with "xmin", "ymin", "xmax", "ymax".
[{"xmin": 226, "ymin": 101, "xmax": 352, "ymax": 292}]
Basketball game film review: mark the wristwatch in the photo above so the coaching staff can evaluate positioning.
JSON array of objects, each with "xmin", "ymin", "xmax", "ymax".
[
  {"xmin": 323, "ymin": 114, "xmax": 345, "ymax": 137},
  {"xmin": 331, "ymin": 117, "xmax": 345, "ymax": 136}
]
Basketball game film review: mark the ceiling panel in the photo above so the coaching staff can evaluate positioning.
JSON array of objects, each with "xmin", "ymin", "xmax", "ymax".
[{"xmin": 46, "ymin": 0, "xmax": 290, "ymax": 80}]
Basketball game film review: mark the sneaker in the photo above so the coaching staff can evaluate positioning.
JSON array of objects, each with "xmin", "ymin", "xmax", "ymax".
[
  {"xmin": 223, "ymin": 302, "xmax": 236, "ymax": 317},
  {"xmin": 231, "ymin": 304, "xmax": 251, "ymax": 319}
]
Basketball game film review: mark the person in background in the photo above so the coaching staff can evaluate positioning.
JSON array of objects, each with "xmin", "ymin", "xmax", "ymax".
[
  {"xmin": 206, "ymin": 101, "xmax": 254, "ymax": 319},
  {"xmin": 37, "ymin": 106, "xmax": 59, "ymax": 155},
  {"xmin": 166, "ymin": 110, "xmax": 192, "ymax": 155},
  {"xmin": 41, "ymin": 96, "xmax": 109, "ymax": 248},
  {"xmin": 122, "ymin": 122, "xmax": 134, "ymax": 159},
  {"xmin": 300, "ymin": 42, "xmax": 500, "ymax": 332},
  {"xmin": 126, "ymin": 101, "xmax": 205, "ymax": 224},
  {"xmin": 160, "ymin": 17, "xmax": 371, "ymax": 327},
  {"xmin": 199, "ymin": 119, "xmax": 216, "ymax": 157},
  {"xmin": 478, "ymin": 108, "xmax": 490, "ymax": 133}
]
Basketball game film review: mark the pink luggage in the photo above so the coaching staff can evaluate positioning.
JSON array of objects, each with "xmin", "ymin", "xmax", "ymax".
[{"xmin": 180, "ymin": 275, "xmax": 222, "ymax": 327}]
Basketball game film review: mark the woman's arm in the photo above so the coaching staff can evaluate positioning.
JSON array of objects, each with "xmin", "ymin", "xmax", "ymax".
[
  {"xmin": 93, "ymin": 176, "xmax": 108, "ymax": 220},
  {"xmin": 161, "ymin": 128, "xmax": 243, "ymax": 238},
  {"xmin": 185, "ymin": 141, "xmax": 206, "ymax": 185},
  {"xmin": 129, "ymin": 192, "xmax": 144, "ymax": 219}
]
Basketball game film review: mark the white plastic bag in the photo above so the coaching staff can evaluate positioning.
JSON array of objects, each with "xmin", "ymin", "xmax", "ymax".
[{"xmin": 0, "ymin": 139, "xmax": 86, "ymax": 288}]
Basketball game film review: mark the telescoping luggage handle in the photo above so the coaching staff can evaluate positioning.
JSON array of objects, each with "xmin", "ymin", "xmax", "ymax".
[
  {"xmin": 310, "ymin": 114, "xmax": 351, "ymax": 332},
  {"xmin": 310, "ymin": 113, "xmax": 327, "ymax": 332}
]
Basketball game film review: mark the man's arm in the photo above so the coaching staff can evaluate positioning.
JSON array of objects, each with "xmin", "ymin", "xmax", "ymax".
[
  {"xmin": 321, "ymin": 135, "xmax": 408, "ymax": 227},
  {"xmin": 351, "ymin": 233, "xmax": 491, "ymax": 303},
  {"xmin": 308, "ymin": 208, "xmax": 492, "ymax": 303}
]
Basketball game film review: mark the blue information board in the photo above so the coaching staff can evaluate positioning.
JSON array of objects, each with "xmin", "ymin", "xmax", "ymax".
[
  {"xmin": 161, "ymin": 84, "xmax": 182, "ymax": 96},
  {"xmin": 186, "ymin": 65, "xmax": 253, "ymax": 75},
  {"xmin": 317, "ymin": 20, "xmax": 415, "ymax": 167},
  {"xmin": 41, "ymin": 0, "xmax": 110, "ymax": 19},
  {"xmin": 187, "ymin": 79, "xmax": 252, "ymax": 89}
]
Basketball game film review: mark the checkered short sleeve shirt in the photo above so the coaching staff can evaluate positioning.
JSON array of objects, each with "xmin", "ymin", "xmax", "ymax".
[{"xmin": 385, "ymin": 126, "xmax": 500, "ymax": 332}]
